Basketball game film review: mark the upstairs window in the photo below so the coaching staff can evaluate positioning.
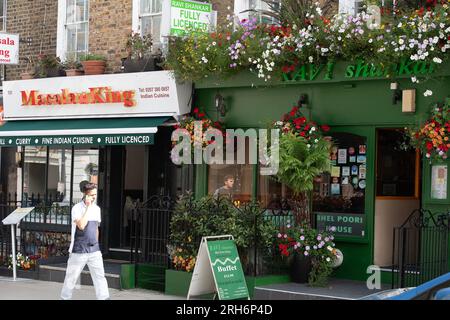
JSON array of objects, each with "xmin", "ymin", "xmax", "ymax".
[
  {"xmin": 0, "ymin": 0, "xmax": 6, "ymax": 31},
  {"xmin": 65, "ymin": 0, "xmax": 89, "ymax": 60},
  {"xmin": 57, "ymin": 0, "xmax": 89, "ymax": 60},
  {"xmin": 234, "ymin": 0, "xmax": 280, "ymax": 25},
  {"xmin": 137, "ymin": 0, "xmax": 162, "ymax": 49}
]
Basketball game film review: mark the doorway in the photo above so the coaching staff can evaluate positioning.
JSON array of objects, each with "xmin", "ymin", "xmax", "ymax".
[
  {"xmin": 374, "ymin": 128, "xmax": 421, "ymax": 268},
  {"xmin": 108, "ymin": 145, "xmax": 145, "ymax": 252}
]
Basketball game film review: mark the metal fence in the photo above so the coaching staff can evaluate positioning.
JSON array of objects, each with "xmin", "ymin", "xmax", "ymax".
[
  {"xmin": 130, "ymin": 195, "xmax": 293, "ymax": 277},
  {"xmin": 392, "ymin": 209, "xmax": 450, "ymax": 288},
  {"xmin": 0, "ymin": 192, "xmax": 71, "ymax": 270}
]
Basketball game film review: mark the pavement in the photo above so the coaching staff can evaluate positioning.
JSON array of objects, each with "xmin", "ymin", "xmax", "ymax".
[{"xmin": 0, "ymin": 276, "xmax": 185, "ymax": 300}]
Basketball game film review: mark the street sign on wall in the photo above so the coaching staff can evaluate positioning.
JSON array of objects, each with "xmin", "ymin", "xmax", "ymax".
[{"xmin": 0, "ymin": 33, "xmax": 19, "ymax": 65}]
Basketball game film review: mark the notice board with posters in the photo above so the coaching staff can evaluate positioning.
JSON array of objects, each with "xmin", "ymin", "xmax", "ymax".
[{"xmin": 187, "ymin": 235, "xmax": 249, "ymax": 300}]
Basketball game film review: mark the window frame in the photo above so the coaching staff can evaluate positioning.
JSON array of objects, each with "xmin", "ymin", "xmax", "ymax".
[
  {"xmin": 132, "ymin": 0, "xmax": 162, "ymax": 47},
  {"xmin": 0, "ymin": 0, "xmax": 7, "ymax": 32},
  {"xmin": 57, "ymin": 0, "xmax": 89, "ymax": 61}
]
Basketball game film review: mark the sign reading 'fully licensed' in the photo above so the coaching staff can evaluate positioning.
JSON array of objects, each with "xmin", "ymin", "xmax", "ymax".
[{"xmin": 169, "ymin": 0, "xmax": 216, "ymax": 36}]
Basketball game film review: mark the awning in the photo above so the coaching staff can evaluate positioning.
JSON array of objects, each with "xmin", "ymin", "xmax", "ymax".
[{"xmin": 0, "ymin": 117, "xmax": 169, "ymax": 147}]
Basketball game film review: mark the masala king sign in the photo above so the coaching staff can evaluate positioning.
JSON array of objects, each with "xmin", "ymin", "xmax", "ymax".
[
  {"xmin": 0, "ymin": 33, "xmax": 19, "ymax": 65},
  {"xmin": 3, "ymin": 70, "xmax": 192, "ymax": 120}
]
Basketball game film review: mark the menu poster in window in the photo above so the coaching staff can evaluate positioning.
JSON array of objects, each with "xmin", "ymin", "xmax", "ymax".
[
  {"xmin": 331, "ymin": 183, "xmax": 340, "ymax": 195},
  {"xmin": 351, "ymin": 165, "xmax": 358, "ymax": 175},
  {"xmin": 349, "ymin": 156, "xmax": 356, "ymax": 163},
  {"xmin": 431, "ymin": 165, "xmax": 447, "ymax": 200},
  {"xmin": 359, "ymin": 145, "xmax": 367, "ymax": 154},
  {"xmin": 357, "ymin": 155, "xmax": 366, "ymax": 163},
  {"xmin": 331, "ymin": 166, "xmax": 341, "ymax": 177},
  {"xmin": 342, "ymin": 166, "xmax": 350, "ymax": 176},
  {"xmin": 359, "ymin": 166, "xmax": 366, "ymax": 179},
  {"xmin": 338, "ymin": 149, "xmax": 347, "ymax": 164}
]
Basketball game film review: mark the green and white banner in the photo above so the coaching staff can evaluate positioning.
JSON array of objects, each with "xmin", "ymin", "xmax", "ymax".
[
  {"xmin": 167, "ymin": 0, "xmax": 216, "ymax": 36},
  {"xmin": 0, "ymin": 134, "xmax": 154, "ymax": 147}
]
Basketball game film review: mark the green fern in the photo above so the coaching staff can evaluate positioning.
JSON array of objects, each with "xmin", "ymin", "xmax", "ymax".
[{"xmin": 276, "ymin": 132, "xmax": 331, "ymax": 195}]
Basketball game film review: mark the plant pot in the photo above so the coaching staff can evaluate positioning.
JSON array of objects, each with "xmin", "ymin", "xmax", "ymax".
[
  {"xmin": 290, "ymin": 253, "xmax": 312, "ymax": 283},
  {"xmin": 65, "ymin": 69, "xmax": 84, "ymax": 76},
  {"xmin": 81, "ymin": 60, "xmax": 106, "ymax": 75},
  {"xmin": 21, "ymin": 72, "xmax": 34, "ymax": 80},
  {"xmin": 123, "ymin": 57, "xmax": 156, "ymax": 73}
]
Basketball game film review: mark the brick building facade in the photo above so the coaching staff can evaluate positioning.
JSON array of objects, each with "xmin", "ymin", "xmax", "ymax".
[{"xmin": 3, "ymin": 0, "xmax": 235, "ymax": 80}]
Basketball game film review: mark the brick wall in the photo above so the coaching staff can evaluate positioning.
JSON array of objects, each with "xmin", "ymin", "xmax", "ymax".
[
  {"xmin": 5, "ymin": 0, "xmax": 58, "ymax": 81},
  {"xmin": 210, "ymin": 0, "xmax": 234, "ymax": 28},
  {"xmin": 89, "ymin": 0, "xmax": 133, "ymax": 74}
]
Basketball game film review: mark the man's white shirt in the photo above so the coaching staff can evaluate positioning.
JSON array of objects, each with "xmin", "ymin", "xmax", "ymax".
[{"xmin": 68, "ymin": 201, "xmax": 101, "ymax": 253}]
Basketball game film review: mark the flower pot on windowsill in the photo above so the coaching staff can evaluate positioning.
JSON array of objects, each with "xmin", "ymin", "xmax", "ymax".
[
  {"xmin": 123, "ymin": 57, "xmax": 158, "ymax": 73},
  {"xmin": 290, "ymin": 252, "xmax": 312, "ymax": 283},
  {"xmin": 81, "ymin": 60, "xmax": 106, "ymax": 75},
  {"xmin": 65, "ymin": 69, "xmax": 84, "ymax": 76}
]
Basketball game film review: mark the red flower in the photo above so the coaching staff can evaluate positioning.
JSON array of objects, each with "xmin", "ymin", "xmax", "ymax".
[
  {"xmin": 193, "ymin": 108, "xmax": 199, "ymax": 114},
  {"xmin": 300, "ymin": 132, "xmax": 306, "ymax": 137},
  {"xmin": 198, "ymin": 113, "xmax": 205, "ymax": 118},
  {"xmin": 282, "ymin": 65, "xmax": 290, "ymax": 74},
  {"xmin": 426, "ymin": 142, "xmax": 433, "ymax": 150},
  {"xmin": 321, "ymin": 125, "xmax": 330, "ymax": 132}
]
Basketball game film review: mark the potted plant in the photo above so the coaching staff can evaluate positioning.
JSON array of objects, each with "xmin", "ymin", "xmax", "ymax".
[
  {"xmin": 404, "ymin": 98, "xmax": 450, "ymax": 161},
  {"xmin": 271, "ymin": 104, "xmax": 332, "ymax": 226},
  {"xmin": 21, "ymin": 56, "xmax": 35, "ymax": 80},
  {"xmin": 123, "ymin": 32, "xmax": 162, "ymax": 72},
  {"xmin": 80, "ymin": 53, "xmax": 106, "ymax": 75},
  {"xmin": 276, "ymin": 222, "xmax": 338, "ymax": 286},
  {"xmin": 34, "ymin": 54, "xmax": 64, "ymax": 78},
  {"xmin": 61, "ymin": 58, "xmax": 83, "ymax": 76}
]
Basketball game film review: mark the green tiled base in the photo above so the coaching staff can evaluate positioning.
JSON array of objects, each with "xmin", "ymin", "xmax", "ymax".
[{"xmin": 165, "ymin": 269, "xmax": 291, "ymax": 298}]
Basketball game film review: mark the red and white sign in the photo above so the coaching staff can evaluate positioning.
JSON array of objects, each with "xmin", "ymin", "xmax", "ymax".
[
  {"xmin": 0, "ymin": 33, "xmax": 19, "ymax": 65},
  {"xmin": 3, "ymin": 70, "xmax": 192, "ymax": 120}
]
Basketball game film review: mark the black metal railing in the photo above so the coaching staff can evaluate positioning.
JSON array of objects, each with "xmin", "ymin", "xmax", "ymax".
[
  {"xmin": 0, "ymin": 192, "xmax": 71, "ymax": 270},
  {"xmin": 130, "ymin": 195, "xmax": 293, "ymax": 277},
  {"xmin": 392, "ymin": 209, "xmax": 450, "ymax": 288}
]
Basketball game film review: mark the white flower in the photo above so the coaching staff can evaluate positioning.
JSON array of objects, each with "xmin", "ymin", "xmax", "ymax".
[
  {"xmin": 309, "ymin": 56, "xmax": 314, "ymax": 63},
  {"xmin": 424, "ymin": 90, "xmax": 433, "ymax": 97},
  {"xmin": 326, "ymin": 257, "xmax": 331, "ymax": 262},
  {"xmin": 433, "ymin": 57, "xmax": 442, "ymax": 64}
]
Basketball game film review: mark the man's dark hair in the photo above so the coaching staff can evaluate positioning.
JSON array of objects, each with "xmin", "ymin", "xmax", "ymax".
[
  {"xmin": 79, "ymin": 180, "xmax": 89, "ymax": 193},
  {"xmin": 224, "ymin": 175, "xmax": 234, "ymax": 182},
  {"xmin": 82, "ymin": 182, "xmax": 97, "ymax": 193}
]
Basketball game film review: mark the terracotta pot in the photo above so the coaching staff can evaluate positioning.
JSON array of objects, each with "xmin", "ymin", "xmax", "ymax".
[
  {"xmin": 81, "ymin": 60, "xmax": 106, "ymax": 75},
  {"xmin": 65, "ymin": 69, "xmax": 84, "ymax": 76},
  {"xmin": 21, "ymin": 72, "xmax": 34, "ymax": 80}
]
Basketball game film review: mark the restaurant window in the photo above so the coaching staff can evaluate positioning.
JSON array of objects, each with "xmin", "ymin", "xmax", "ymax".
[
  {"xmin": 134, "ymin": 0, "xmax": 162, "ymax": 49},
  {"xmin": 258, "ymin": 176, "xmax": 292, "ymax": 209},
  {"xmin": 72, "ymin": 148, "xmax": 99, "ymax": 204},
  {"xmin": 0, "ymin": 0, "xmax": 6, "ymax": 31},
  {"xmin": 23, "ymin": 146, "xmax": 48, "ymax": 200},
  {"xmin": 376, "ymin": 129, "xmax": 419, "ymax": 198},
  {"xmin": 313, "ymin": 132, "xmax": 367, "ymax": 214},
  {"xmin": 207, "ymin": 136, "xmax": 254, "ymax": 204},
  {"xmin": 22, "ymin": 146, "xmax": 99, "ymax": 206},
  {"xmin": 48, "ymin": 148, "xmax": 72, "ymax": 203},
  {"xmin": 57, "ymin": 0, "xmax": 89, "ymax": 60}
]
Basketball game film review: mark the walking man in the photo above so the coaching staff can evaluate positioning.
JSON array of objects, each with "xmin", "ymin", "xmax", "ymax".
[{"xmin": 60, "ymin": 182, "xmax": 110, "ymax": 300}]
